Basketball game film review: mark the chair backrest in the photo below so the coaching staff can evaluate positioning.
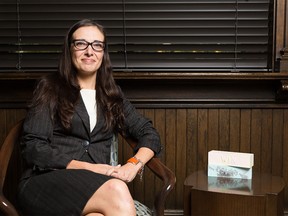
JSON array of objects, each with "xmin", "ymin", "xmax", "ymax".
[
  {"xmin": 110, "ymin": 133, "xmax": 118, "ymax": 166},
  {"xmin": 0, "ymin": 120, "xmax": 24, "ymax": 216},
  {"xmin": 0, "ymin": 120, "xmax": 176, "ymax": 216}
]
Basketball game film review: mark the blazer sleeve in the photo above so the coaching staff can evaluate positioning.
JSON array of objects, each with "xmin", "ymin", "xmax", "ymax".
[
  {"xmin": 122, "ymin": 97, "xmax": 162, "ymax": 156},
  {"xmin": 21, "ymin": 106, "xmax": 72, "ymax": 170}
]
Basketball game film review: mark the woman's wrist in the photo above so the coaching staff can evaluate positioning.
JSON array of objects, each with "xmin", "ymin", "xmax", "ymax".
[
  {"xmin": 127, "ymin": 156, "xmax": 145, "ymax": 181},
  {"xmin": 67, "ymin": 159, "xmax": 89, "ymax": 169}
]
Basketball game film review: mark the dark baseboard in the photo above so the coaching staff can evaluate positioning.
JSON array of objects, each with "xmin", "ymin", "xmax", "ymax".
[{"xmin": 165, "ymin": 209, "xmax": 184, "ymax": 216}]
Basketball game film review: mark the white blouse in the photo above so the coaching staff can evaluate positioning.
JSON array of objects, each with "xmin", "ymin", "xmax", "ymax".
[{"xmin": 80, "ymin": 89, "xmax": 97, "ymax": 132}]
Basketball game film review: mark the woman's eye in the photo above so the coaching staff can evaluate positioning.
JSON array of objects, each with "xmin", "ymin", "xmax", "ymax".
[
  {"xmin": 76, "ymin": 42, "xmax": 87, "ymax": 46},
  {"xmin": 93, "ymin": 44, "xmax": 102, "ymax": 48}
]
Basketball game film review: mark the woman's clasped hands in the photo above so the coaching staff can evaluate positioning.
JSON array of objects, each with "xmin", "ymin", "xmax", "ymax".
[{"xmin": 106, "ymin": 163, "xmax": 140, "ymax": 183}]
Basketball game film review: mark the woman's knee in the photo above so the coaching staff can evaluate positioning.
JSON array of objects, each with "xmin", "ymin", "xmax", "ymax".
[
  {"xmin": 103, "ymin": 179, "xmax": 135, "ymax": 213},
  {"xmin": 104, "ymin": 178, "xmax": 131, "ymax": 196},
  {"xmin": 83, "ymin": 178, "xmax": 136, "ymax": 215}
]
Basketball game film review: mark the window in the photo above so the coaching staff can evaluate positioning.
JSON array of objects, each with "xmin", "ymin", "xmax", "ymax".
[{"xmin": 0, "ymin": 0, "xmax": 273, "ymax": 72}]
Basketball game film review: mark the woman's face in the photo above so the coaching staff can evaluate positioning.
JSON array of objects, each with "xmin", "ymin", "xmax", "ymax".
[{"xmin": 70, "ymin": 26, "xmax": 105, "ymax": 78}]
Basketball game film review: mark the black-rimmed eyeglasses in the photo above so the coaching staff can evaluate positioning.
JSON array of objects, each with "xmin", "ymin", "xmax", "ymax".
[{"xmin": 72, "ymin": 39, "xmax": 105, "ymax": 51}]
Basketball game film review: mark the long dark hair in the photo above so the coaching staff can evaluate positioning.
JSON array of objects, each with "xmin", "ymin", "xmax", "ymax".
[{"xmin": 30, "ymin": 19, "xmax": 124, "ymax": 132}]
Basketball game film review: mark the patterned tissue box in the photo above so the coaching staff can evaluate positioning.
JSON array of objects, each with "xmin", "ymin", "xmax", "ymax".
[
  {"xmin": 208, "ymin": 150, "xmax": 254, "ymax": 179},
  {"xmin": 208, "ymin": 164, "xmax": 252, "ymax": 179}
]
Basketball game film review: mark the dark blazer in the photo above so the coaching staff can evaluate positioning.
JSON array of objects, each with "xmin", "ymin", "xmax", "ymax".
[{"xmin": 21, "ymin": 96, "xmax": 161, "ymax": 178}]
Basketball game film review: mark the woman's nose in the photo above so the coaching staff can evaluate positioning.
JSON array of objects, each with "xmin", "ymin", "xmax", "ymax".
[{"xmin": 85, "ymin": 45, "xmax": 94, "ymax": 55}]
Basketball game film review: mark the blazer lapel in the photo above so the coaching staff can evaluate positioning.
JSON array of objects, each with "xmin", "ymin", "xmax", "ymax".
[
  {"xmin": 91, "ymin": 103, "xmax": 105, "ymax": 136},
  {"xmin": 75, "ymin": 97, "xmax": 90, "ymax": 135},
  {"xmin": 75, "ymin": 96, "xmax": 107, "ymax": 138}
]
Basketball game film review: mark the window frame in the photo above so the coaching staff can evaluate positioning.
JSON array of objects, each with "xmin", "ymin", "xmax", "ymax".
[{"xmin": 0, "ymin": 0, "xmax": 283, "ymax": 74}]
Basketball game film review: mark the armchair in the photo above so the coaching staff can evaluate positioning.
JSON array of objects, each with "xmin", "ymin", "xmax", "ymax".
[{"xmin": 0, "ymin": 120, "xmax": 176, "ymax": 216}]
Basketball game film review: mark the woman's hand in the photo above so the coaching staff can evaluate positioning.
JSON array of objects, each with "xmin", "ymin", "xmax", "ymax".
[
  {"xmin": 85, "ymin": 163, "xmax": 123, "ymax": 176},
  {"xmin": 67, "ymin": 147, "xmax": 154, "ymax": 182},
  {"xmin": 67, "ymin": 160, "xmax": 122, "ymax": 176},
  {"xmin": 105, "ymin": 164, "xmax": 121, "ymax": 176},
  {"xmin": 110, "ymin": 162, "xmax": 141, "ymax": 182},
  {"xmin": 109, "ymin": 147, "xmax": 154, "ymax": 182}
]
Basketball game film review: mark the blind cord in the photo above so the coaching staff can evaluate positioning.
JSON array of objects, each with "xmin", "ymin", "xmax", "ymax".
[
  {"xmin": 233, "ymin": 0, "xmax": 239, "ymax": 72},
  {"xmin": 122, "ymin": 0, "xmax": 128, "ymax": 69},
  {"xmin": 16, "ymin": 0, "xmax": 23, "ymax": 72}
]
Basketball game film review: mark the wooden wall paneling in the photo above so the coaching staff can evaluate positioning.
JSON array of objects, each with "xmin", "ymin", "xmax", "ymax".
[
  {"xmin": 229, "ymin": 109, "xmax": 241, "ymax": 152},
  {"xmin": 219, "ymin": 109, "xmax": 230, "ymax": 150},
  {"xmin": 153, "ymin": 109, "xmax": 166, "ymax": 154},
  {"xmin": 197, "ymin": 109, "xmax": 208, "ymax": 171},
  {"xmin": 153, "ymin": 109, "xmax": 167, "ymax": 208},
  {"xmin": 250, "ymin": 109, "xmax": 263, "ymax": 173},
  {"xmin": 143, "ymin": 109, "xmax": 156, "ymax": 208},
  {"xmin": 282, "ymin": 110, "xmax": 288, "ymax": 208},
  {"xmin": 165, "ymin": 109, "xmax": 177, "ymax": 208},
  {"xmin": 3, "ymin": 106, "xmax": 288, "ymax": 212},
  {"xmin": 272, "ymin": 109, "xmax": 284, "ymax": 176},
  {"xmin": 240, "ymin": 109, "xmax": 252, "ymax": 153},
  {"xmin": 207, "ymin": 109, "xmax": 219, "ymax": 152},
  {"xmin": 175, "ymin": 109, "xmax": 187, "ymax": 208},
  {"xmin": 186, "ymin": 109, "xmax": 198, "ymax": 175},
  {"xmin": 6, "ymin": 109, "xmax": 26, "ymax": 129},
  {"xmin": 261, "ymin": 109, "xmax": 273, "ymax": 173}
]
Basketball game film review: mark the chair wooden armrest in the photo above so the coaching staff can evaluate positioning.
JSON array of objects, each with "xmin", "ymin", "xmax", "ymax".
[
  {"xmin": 123, "ymin": 136, "xmax": 176, "ymax": 216},
  {"xmin": 0, "ymin": 120, "xmax": 23, "ymax": 216},
  {"xmin": 0, "ymin": 193, "xmax": 19, "ymax": 216}
]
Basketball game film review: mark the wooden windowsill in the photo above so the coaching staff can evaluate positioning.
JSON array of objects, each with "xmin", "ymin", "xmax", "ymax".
[{"xmin": 1, "ymin": 71, "xmax": 288, "ymax": 80}]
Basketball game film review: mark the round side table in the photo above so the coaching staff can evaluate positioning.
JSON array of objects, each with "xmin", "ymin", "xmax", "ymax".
[{"xmin": 184, "ymin": 170, "xmax": 285, "ymax": 216}]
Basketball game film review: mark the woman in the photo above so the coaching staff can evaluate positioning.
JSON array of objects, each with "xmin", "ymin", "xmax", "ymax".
[{"xmin": 17, "ymin": 19, "xmax": 161, "ymax": 216}]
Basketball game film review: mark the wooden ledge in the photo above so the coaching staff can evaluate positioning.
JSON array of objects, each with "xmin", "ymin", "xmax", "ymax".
[
  {"xmin": 1, "ymin": 71, "xmax": 288, "ymax": 108},
  {"xmin": 1, "ymin": 71, "xmax": 288, "ymax": 81},
  {"xmin": 0, "ymin": 72, "xmax": 50, "ymax": 80},
  {"xmin": 113, "ymin": 71, "xmax": 288, "ymax": 80}
]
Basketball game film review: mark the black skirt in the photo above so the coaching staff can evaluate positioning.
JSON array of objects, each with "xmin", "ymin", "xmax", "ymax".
[{"xmin": 18, "ymin": 168, "xmax": 112, "ymax": 216}]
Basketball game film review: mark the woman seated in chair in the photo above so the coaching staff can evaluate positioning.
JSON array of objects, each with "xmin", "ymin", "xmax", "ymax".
[{"xmin": 17, "ymin": 19, "xmax": 162, "ymax": 216}]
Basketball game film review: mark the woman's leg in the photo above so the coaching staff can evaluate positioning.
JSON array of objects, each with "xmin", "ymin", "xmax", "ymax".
[{"xmin": 82, "ymin": 178, "xmax": 136, "ymax": 216}]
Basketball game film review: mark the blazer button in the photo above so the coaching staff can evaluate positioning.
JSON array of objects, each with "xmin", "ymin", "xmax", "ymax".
[{"xmin": 82, "ymin": 140, "xmax": 90, "ymax": 147}]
